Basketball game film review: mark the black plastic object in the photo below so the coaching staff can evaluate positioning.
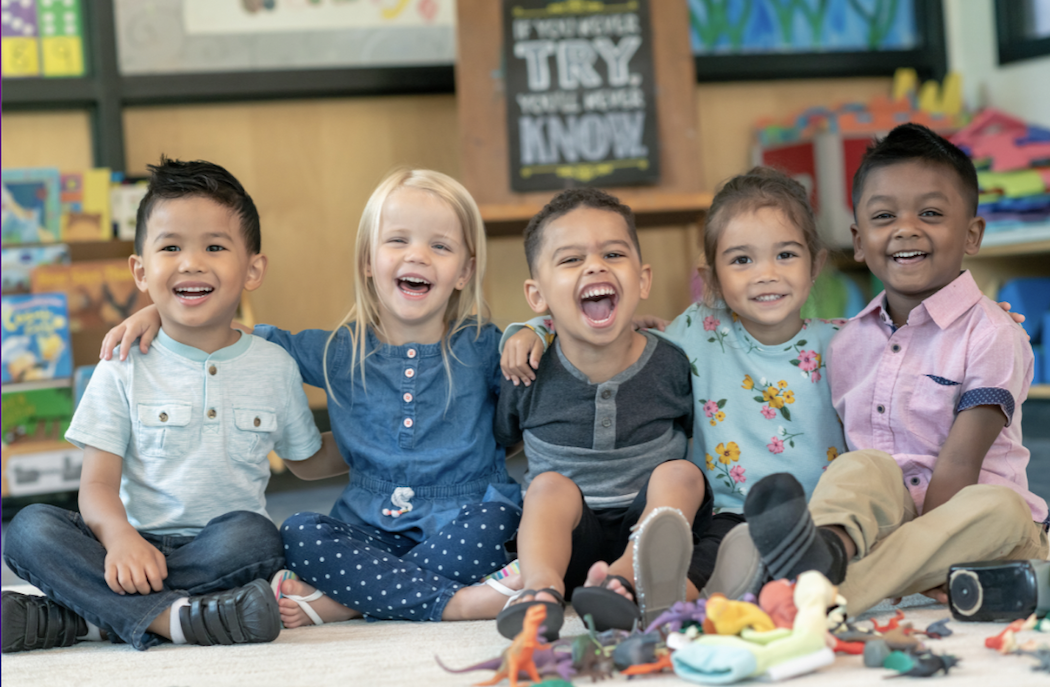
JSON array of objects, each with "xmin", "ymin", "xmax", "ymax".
[{"xmin": 947, "ymin": 559, "xmax": 1049, "ymax": 622}]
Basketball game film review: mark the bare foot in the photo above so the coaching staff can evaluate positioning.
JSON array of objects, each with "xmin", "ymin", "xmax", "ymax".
[
  {"xmin": 442, "ymin": 574, "xmax": 527, "ymax": 621},
  {"xmin": 277, "ymin": 578, "xmax": 360, "ymax": 628},
  {"xmin": 584, "ymin": 561, "xmax": 634, "ymax": 602}
]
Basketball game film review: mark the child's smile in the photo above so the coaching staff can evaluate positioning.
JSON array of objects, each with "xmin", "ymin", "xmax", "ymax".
[{"xmin": 579, "ymin": 282, "xmax": 619, "ymax": 327}]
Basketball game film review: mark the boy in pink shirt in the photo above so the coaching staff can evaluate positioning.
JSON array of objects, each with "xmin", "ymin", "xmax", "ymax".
[{"xmin": 742, "ymin": 123, "xmax": 1049, "ymax": 615}]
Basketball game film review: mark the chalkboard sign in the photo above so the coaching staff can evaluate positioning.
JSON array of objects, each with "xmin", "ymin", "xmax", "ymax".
[{"xmin": 503, "ymin": 0, "xmax": 660, "ymax": 193}]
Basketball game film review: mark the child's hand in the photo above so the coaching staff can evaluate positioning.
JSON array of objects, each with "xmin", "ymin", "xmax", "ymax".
[
  {"xmin": 100, "ymin": 305, "xmax": 162, "ymax": 361},
  {"xmin": 633, "ymin": 314, "xmax": 669, "ymax": 331},
  {"xmin": 501, "ymin": 329, "xmax": 544, "ymax": 386},
  {"xmin": 104, "ymin": 530, "xmax": 168, "ymax": 595}
]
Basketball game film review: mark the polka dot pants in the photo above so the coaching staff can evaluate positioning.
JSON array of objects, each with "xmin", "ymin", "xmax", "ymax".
[{"xmin": 281, "ymin": 503, "xmax": 519, "ymax": 622}]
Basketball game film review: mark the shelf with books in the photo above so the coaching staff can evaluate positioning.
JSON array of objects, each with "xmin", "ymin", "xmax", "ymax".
[{"xmin": 974, "ymin": 223, "xmax": 1050, "ymax": 258}]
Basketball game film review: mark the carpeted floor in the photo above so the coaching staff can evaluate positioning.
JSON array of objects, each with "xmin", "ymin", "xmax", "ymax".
[{"xmin": 2, "ymin": 586, "xmax": 1048, "ymax": 687}]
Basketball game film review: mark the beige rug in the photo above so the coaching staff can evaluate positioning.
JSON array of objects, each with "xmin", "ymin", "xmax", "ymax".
[{"xmin": 2, "ymin": 585, "xmax": 1048, "ymax": 687}]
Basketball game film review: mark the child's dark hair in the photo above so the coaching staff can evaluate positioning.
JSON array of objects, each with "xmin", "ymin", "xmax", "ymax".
[
  {"xmin": 135, "ymin": 157, "xmax": 261, "ymax": 256},
  {"xmin": 702, "ymin": 166, "xmax": 821, "ymax": 305},
  {"xmin": 852, "ymin": 123, "xmax": 979, "ymax": 216},
  {"xmin": 523, "ymin": 188, "xmax": 640, "ymax": 274}
]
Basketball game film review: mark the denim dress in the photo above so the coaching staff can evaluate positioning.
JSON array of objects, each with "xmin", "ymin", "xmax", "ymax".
[{"xmin": 255, "ymin": 321, "xmax": 522, "ymax": 620}]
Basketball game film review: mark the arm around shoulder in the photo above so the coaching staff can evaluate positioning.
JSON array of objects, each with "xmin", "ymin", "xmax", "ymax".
[{"xmin": 282, "ymin": 432, "xmax": 349, "ymax": 480}]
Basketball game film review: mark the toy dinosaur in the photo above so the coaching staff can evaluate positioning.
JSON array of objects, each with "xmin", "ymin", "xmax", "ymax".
[
  {"xmin": 436, "ymin": 604, "xmax": 552, "ymax": 687},
  {"xmin": 644, "ymin": 599, "xmax": 706, "ymax": 634},
  {"xmin": 620, "ymin": 652, "xmax": 673, "ymax": 676},
  {"xmin": 886, "ymin": 650, "xmax": 960, "ymax": 678}
]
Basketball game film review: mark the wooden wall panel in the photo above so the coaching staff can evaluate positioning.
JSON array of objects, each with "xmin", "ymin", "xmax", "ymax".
[{"xmin": 1, "ymin": 111, "xmax": 93, "ymax": 170}]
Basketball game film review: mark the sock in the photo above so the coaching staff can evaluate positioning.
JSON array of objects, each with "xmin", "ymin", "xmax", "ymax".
[
  {"xmin": 817, "ymin": 527, "xmax": 849, "ymax": 585},
  {"xmin": 743, "ymin": 473, "xmax": 846, "ymax": 584},
  {"xmin": 169, "ymin": 598, "xmax": 190, "ymax": 645},
  {"xmin": 78, "ymin": 621, "xmax": 103, "ymax": 642}
]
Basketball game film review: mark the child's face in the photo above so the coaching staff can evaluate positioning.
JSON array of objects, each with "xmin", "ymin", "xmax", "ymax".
[
  {"xmin": 852, "ymin": 160, "xmax": 983, "ymax": 319},
  {"xmin": 525, "ymin": 206, "xmax": 651, "ymax": 349},
  {"xmin": 714, "ymin": 206, "xmax": 819, "ymax": 345},
  {"xmin": 131, "ymin": 196, "xmax": 266, "ymax": 349},
  {"xmin": 367, "ymin": 187, "xmax": 474, "ymax": 345}
]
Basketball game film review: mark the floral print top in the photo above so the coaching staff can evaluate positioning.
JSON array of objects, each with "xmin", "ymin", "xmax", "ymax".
[{"xmin": 658, "ymin": 303, "xmax": 848, "ymax": 513}]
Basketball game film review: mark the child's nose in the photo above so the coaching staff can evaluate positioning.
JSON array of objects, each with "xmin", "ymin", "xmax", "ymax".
[{"xmin": 178, "ymin": 250, "xmax": 205, "ymax": 271}]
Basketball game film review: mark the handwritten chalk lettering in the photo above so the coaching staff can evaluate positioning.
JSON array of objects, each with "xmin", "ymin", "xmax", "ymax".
[
  {"xmin": 515, "ymin": 36, "xmax": 642, "ymax": 92},
  {"xmin": 582, "ymin": 87, "xmax": 645, "ymax": 112},
  {"xmin": 519, "ymin": 112, "xmax": 648, "ymax": 165},
  {"xmin": 513, "ymin": 14, "xmax": 641, "ymax": 41},
  {"xmin": 516, "ymin": 91, "xmax": 581, "ymax": 115}
]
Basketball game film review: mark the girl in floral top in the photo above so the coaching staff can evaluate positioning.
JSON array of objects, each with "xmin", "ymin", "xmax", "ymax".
[{"xmin": 501, "ymin": 168, "xmax": 848, "ymax": 589}]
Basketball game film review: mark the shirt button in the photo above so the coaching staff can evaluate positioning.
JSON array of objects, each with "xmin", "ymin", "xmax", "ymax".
[
  {"xmin": 403, "ymin": 418, "xmax": 413, "ymax": 428},
  {"xmin": 602, "ymin": 418, "xmax": 612, "ymax": 428},
  {"xmin": 407, "ymin": 349, "xmax": 417, "ymax": 358},
  {"xmin": 910, "ymin": 476, "xmax": 921, "ymax": 486},
  {"xmin": 209, "ymin": 365, "xmax": 217, "ymax": 375},
  {"xmin": 403, "ymin": 392, "xmax": 413, "ymax": 403},
  {"xmin": 601, "ymin": 389, "xmax": 612, "ymax": 400},
  {"xmin": 159, "ymin": 412, "xmax": 168, "ymax": 422},
  {"xmin": 207, "ymin": 408, "xmax": 217, "ymax": 419},
  {"xmin": 405, "ymin": 368, "xmax": 415, "ymax": 378},
  {"xmin": 876, "ymin": 405, "xmax": 885, "ymax": 414},
  {"xmin": 891, "ymin": 344, "xmax": 901, "ymax": 353},
  {"xmin": 253, "ymin": 417, "xmax": 261, "ymax": 427}
]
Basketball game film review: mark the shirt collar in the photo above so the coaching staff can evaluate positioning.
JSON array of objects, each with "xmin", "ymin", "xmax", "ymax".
[
  {"xmin": 852, "ymin": 271, "xmax": 982, "ymax": 331},
  {"xmin": 156, "ymin": 328, "xmax": 252, "ymax": 362}
]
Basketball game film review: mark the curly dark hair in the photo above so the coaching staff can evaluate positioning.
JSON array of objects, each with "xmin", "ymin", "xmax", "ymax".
[{"xmin": 523, "ymin": 188, "xmax": 639, "ymax": 274}]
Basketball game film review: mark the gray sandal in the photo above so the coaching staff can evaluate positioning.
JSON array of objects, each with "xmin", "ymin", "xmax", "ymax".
[{"xmin": 633, "ymin": 507, "xmax": 693, "ymax": 629}]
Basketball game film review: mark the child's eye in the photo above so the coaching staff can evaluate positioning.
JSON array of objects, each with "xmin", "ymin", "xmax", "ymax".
[
  {"xmin": 207, "ymin": 245, "xmax": 225, "ymax": 252},
  {"xmin": 604, "ymin": 252, "xmax": 624, "ymax": 260},
  {"xmin": 777, "ymin": 251, "xmax": 798, "ymax": 260},
  {"xmin": 729, "ymin": 255, "xmax": 751, "ymax": 265},
  {"xmin": 161, "ymin": 245, "xmax": 180, "ymax": 252},
  {"xmin": 433, "ymin": 243, "xmax": 450, "ymax": 252},
  {"xmin": 871, "ymin": 212, "xmax": 894, "ymax": 221},
  {"xmin": 920, "ymin": 209, "xmax": 943, "ymax": 218},
  {"xmin": 559, "ymin": 256, "xmax": 581, "ymax": 265}
]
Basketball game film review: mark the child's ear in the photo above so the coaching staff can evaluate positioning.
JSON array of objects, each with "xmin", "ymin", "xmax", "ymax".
[
  {"xmin": 850, "ymin": 224, "xmax": 865, "ymax": 263},
  {"xmin": 129, "ymin": 255, "xmax": 149, "ymax": 293},
  {"xmin": 812, "ymin": 248, "xmax": 829, "ymax": 280},
  {"xmin": 455, "ymin": 257, "xmax": 476, "ymax": 291},
  {"xmin": 524, "ymin": 279, "xmax": 548, "ymax": 314},
  {"xmin": 243, "ymin": 253, "xmax": 268, "ymax": 292},
  {"xmin": 963, "ymin": 215, "xmax": 986, "ymax": 256},
  {"xmin": 638, "ymin": 263, "xmax": 652, "ymax": 300}
]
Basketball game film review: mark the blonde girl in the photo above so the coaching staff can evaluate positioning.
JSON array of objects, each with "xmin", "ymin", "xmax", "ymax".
[{"xmin": 103, "ymin": 169, "xmax": 523, "ymax": 624}]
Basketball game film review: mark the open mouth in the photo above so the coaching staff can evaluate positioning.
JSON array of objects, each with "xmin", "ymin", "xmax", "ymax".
[
  {"xmin": 753, "ymin": 294, "xmax": 786, "ymax": 304},
  {"xmin": 174, "ymin": 286, "xmax": 213, "ymax": 300},
  {"xmin": 892, "ymin": 250, "xmax": 928, "ymax": 264},
  {"xmin": 398, "ymin": 276, "xmax": 432, "ymax": 295},
  {"xmin": 579, "ymin": 284, "xmax": 618, "ymax": 325}
]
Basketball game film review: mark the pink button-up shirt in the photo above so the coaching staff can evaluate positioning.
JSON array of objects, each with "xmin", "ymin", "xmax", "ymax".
[{"xmin": 827, "ymin": 271, "xmax": 1046, "ymax": 522}]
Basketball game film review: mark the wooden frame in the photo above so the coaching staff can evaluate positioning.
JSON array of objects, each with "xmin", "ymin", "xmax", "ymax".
[
  {"xmin": 692, "ymin": 0, "xmax": 947, "ymax": 82},
  {"xmin": 995, "ymin": 0, "xmax": 1050, "ymax": 65}
]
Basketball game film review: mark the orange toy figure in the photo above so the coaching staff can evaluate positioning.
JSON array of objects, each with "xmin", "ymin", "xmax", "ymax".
[
  {"xmin": 758, "ymin": 580, "xmax": 797, "ymax": 629},
  {"xmin": 871, "ymin": 609, "xmax": 905, "ymax": 633},
  {"xmin": 476, "ymin": 604, "xmax": 552, "ymax": 687},
  {"xmin": 703, "ymin": 593, "xmax": 776, "ymax": 635},
  {"xmin": 620, "ymin": 652, "xmax": 673, "ymax": 676}
]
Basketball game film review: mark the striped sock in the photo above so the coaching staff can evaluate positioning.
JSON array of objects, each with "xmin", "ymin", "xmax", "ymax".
[{"xmin": 743, "ymin": 473, "xmax": 846, "ymax": 584}]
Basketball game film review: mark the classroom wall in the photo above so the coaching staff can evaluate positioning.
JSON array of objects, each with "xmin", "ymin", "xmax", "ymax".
[{"xmin": 2, "ymin": 78, "xmax": 890, "ymax": 405}]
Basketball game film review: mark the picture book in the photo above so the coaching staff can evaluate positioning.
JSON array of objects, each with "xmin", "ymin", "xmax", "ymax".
[
  {"xmin": 1, "ymin": 293, "xmax": 73, "ymax": 384},
  {"xmin": 111, "ymin": 181, "xmax": 148, "ymax": 242},
  {"xmin": 2, "ymin": 168, "xmax": 62, "ymax": 244},
  {"xmin": 31, "ymin": 259, "xmax": 149, "ymax": 333},
  {"xmin": 1, "ymin": 243, "xmax": 71, "ymax": 295},
  {"xmin": 1, "ymin": 0, "xmax": 85, "ymax": 79},
  {"xmin": 2, "ymin": 385, "xmax": 74, "ymax": 446},
  {"xmin": 61, "ymin": 168, "xmax": 113, "ymax": 241}
]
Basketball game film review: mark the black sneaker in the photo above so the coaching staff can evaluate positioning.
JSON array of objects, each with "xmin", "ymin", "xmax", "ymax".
[
  {"xmin": 2, "ymin": 591, "xmax": 87, "ymax": 653},
  {"xmin": 178, "ymin": 579, "xmax": 281, "ymax": 646}
]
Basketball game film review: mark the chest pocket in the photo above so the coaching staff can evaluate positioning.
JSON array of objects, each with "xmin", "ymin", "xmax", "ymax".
[
  {"xmin": 905, "ymin": 374, "xmax": 962, "ymax": 443},
  {"xmin": 232, "ymin": 407, "xmax": 277, "ymax": 463},
  {"xmin": 136, "ymin": 402, "xmax": 193, "ymax": 458}
]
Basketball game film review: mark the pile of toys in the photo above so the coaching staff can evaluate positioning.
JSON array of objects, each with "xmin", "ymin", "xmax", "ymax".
[{"xmin": 436, "ymin": 571, "xmax": 1020, "ymax": 685}]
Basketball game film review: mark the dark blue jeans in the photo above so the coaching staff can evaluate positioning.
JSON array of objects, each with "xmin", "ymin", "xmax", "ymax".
[
  {"xmin": 2, "ymin": 504, "xmax": 284, "ymax": 650},
  {"xmin": 282, "ymin": 501, "xmax": 520, "ymax": 622}
]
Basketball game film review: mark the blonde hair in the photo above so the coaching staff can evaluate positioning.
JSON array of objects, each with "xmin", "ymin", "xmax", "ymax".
[{"xmin": 323, "ymin": 168, "xmax": 489, "ymax": 405}]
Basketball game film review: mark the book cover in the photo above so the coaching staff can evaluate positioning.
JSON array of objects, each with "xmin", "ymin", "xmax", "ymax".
[
  {"xmin": 2, "ymin": 385, "xmax": 74, "ymax": 446},
  {"xmin": 38, "ymin": 0, "xmax": 84, "ymax": 78},
  {"xmin": 31, "ymin": 259, "xmax": 150, "ymax": 332},
  {"xmin": 111, "ymin": 182, "xmax": 149, "ymax": 242},
  {"xmin": 0, "ymin": 0, "xmax": 41, "ymax": 77},
  {"xmin": 1, "ymin": 243, "xmax": 71, "ymax": 295},
  {"xmin": 61, "ymin": 169, "xmax": 113, "ymax": 241},
  {"xmin": 1, "ymin": 293, "xmax": 73, "ymax": 384},
  {"xmin": 2, "ymin": 167, "xmax": 62, "ymax": 244}
]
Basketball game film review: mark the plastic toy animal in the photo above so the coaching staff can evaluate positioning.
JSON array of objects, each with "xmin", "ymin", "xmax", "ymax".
[
  {"xmin": 436, "ymin": 604, "xmax": 552, "ymax": 687},
  {"xmin": 643, "ymin": 599, "xmax": 706, "ymax": 634},
  {"xmin": 887, "ymin": 650, "xmax": 960, "ymax": 678}
]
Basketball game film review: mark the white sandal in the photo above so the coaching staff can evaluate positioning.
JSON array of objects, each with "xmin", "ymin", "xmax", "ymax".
[{"xmin": 270, "ymin": 570, "xmax": 325, "ymax": 626}]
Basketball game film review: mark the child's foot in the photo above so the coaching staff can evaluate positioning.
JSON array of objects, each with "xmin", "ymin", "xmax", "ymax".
[
  {"xmin": 743, "ymin": 473, "xmax": 848, "ymax": 584},
  {"xmin": 583, "ymin": 561, "xmax": 634, "ymax": 601},
  {"xmin": 442, "ymin": 574, "xmax": 526, "ymax": 621},
  {"xmin": 276, "ymin": 578, "xmax": 360, "ymax": 628}
]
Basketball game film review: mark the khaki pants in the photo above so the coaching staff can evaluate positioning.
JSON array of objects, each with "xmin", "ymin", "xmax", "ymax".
[{"xmin": 809, "ymin": 449, "xmax": 1049, "ymax": 616}]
